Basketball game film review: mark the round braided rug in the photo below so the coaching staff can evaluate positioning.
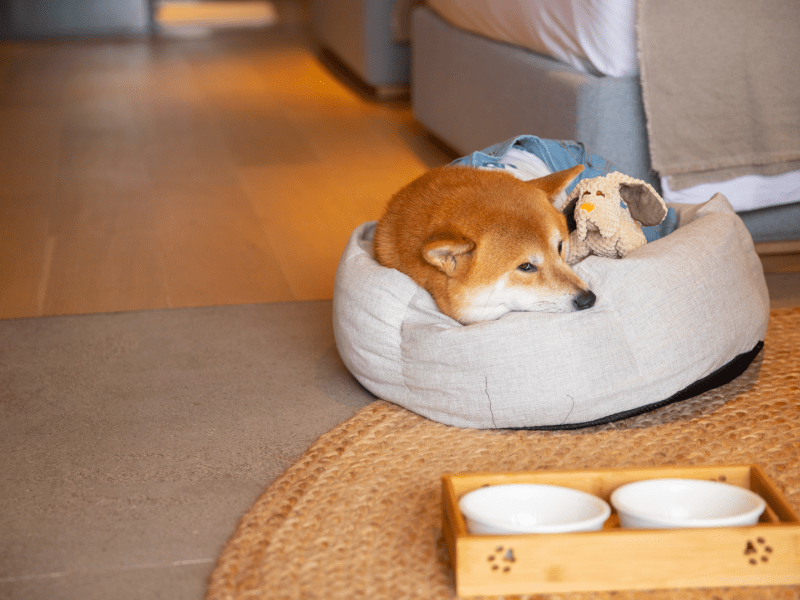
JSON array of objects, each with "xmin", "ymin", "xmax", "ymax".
[{"xmin": 207, "ymin": 308, "xmax": 800, "ymax": 600}]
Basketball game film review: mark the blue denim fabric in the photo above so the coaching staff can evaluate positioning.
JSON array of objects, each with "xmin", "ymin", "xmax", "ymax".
[
  {"xmin": 645, "ymin": 205, "xmax": 678, "ymax": 242},
  {"xmin": 451, "ymin": 135, "xmax": 612, "ymax": 194},
  {"xmin": 450, "ymin": 135, "xmax": 676, "ymax": 242}
]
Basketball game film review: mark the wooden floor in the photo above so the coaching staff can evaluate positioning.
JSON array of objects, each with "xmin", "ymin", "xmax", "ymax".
[
  {"xmin": 1, "ymin": 3, "xmax": 797, "ymax": 321},
  {"xmin": 0, "ymin": 7, "xmax": 456, "ymax": 320}
]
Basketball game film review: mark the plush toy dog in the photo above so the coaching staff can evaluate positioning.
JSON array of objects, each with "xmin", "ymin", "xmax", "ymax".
[{"xmin": 563, "ymin": 172, "xmax": 668, "ymax": 265}]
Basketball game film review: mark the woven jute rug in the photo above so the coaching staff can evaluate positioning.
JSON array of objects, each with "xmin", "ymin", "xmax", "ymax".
[{"xmin": 207, "ymin": 308, "xmax": 800, "ymax": 600}]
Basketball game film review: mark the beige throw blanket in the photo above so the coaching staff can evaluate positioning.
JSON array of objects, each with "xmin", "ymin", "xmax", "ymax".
[{"xmin": 637, "ymin": 0, "xmax": 800, "ymax": 190}]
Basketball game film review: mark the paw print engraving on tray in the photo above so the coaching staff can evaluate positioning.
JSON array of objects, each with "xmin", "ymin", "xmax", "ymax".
[
  {"xmin": 487, "ymin": 545, "xmax": 516, "ymax": 574},
  {"xmin": 744, "ymin": 537, "xmax": 773, "ymax": 565}
]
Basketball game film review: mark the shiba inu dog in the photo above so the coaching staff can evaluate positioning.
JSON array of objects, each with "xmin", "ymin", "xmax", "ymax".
[{"xmin": 373, "ymin": 164, "xmax": 596, "ymax": 324}]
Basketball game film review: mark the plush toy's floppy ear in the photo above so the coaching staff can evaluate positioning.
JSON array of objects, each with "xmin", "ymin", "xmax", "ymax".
[
  {"xmin": 422, "ymin": 234, "xmax": 475, "ymax": 276},
  {"xmin": 616, "ymin": 175, "xmax": 668, "ymax": 226},
  {"xmin": 530, "ymin": 165, "xmax": 584, "ymax": 202}
]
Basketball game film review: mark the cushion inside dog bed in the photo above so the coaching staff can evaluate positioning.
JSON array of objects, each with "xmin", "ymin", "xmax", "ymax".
[{"xmin": 333, "ymin": 193, "xmax": 769, "ymax": 429}]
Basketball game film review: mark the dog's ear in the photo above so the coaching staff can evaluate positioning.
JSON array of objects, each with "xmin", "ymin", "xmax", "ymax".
[
  {"xmin": 422, "ymin": 234, "xmax": 475, "ymax": 276},
  {"xmin": 530, "ymin": 165, "xmax": 584, "ymax": 202}
]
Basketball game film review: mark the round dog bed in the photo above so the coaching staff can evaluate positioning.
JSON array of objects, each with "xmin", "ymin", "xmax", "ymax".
[{"xmin": 333, "ymin": 193, "xmax": 769, "ymax": 430}]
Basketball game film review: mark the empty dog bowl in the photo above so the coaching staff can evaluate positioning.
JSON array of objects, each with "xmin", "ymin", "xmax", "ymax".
[
  {"xmin": 610, "ymin": 479, "xmax": 766, "ymax": 529},
  {"xmin": 458, "ymin": 484, "xmax": 611, "ymax": 534}
]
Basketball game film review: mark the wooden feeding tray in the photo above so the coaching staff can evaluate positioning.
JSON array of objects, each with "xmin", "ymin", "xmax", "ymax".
[{"xmin": 442, "ymin": 465, "xmax": 800, "ymax": 596}]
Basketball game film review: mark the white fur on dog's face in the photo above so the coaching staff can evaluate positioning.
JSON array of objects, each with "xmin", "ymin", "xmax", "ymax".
[
  {"xmin": 456, "ymin": 276, "xmax": 586, "ymax": 324},
  {"xmin": 451, "ymin": 234, "xmax": 590, "ymax": 325}
]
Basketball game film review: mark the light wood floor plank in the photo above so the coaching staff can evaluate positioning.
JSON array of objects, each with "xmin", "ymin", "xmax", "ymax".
[
  {"xmin": 41, "ymin": 228, "xmax": 170, "ymax": 316},
  {"xmin": 0, "ymin": 28, "xmax": 455, "ymax": 320},
  {"xmin": 237, "ymin": 162, "xmax": 380, "ymax": 300},
  {"xmin": 0, "ymin": 106, "xmax": 63, "ymax": 198},
  {"xmin": 151, "ymin": 182, "xmax": 295, "ymax": 307},
  {"xmin": 0, "ymin": 195, "xmax": 52, "ymax": 318}
]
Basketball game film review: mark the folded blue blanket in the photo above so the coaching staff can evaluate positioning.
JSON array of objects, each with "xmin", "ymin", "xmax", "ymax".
[{"xmin": 451, "ymin": 135, "xmax": 677, "ymax": 243}]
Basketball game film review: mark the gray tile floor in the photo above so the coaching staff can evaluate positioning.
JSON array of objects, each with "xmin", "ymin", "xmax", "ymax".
[{"xmin": 0, "ymin": 301, "xmax": 376, "ymax": 599}]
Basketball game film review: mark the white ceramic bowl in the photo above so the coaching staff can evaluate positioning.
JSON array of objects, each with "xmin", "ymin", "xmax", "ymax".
[
  {"xmin": 610, "ymin": 479, "xmax": 766, "ymax": 529},
  {"xmin": 458, "ymin": 484, "xmax": 611, "ymax": 535}
]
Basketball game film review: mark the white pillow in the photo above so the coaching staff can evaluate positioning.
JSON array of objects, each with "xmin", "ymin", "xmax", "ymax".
[{"xmin": 333, "ymin": 194, "xmax": 769, "ymax": 429}]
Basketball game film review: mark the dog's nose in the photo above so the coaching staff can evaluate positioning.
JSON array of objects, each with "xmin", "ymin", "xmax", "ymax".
[{"xmin": 573, "ymin": 290, "xmax": 596, "ymax": 311}]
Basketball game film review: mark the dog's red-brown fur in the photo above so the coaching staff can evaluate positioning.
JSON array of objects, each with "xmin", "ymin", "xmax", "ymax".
[{"xmin": 373, "ymin": 165, "xmax": 595, "ymax": 324}]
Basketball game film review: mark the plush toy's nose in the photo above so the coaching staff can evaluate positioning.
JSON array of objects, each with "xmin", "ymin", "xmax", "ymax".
[{"xmin": 580, "ymin": 202, "xmax": 594, "ymax": 212}]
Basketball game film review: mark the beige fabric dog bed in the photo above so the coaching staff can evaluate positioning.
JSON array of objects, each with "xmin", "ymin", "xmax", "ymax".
[{"xmin": 333, "ymin": 194, "xmax": 769, "ymax": 429}]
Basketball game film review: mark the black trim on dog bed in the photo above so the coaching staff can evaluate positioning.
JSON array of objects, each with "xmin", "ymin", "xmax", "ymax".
[{"xmin": 524, "ymin": 341, "xmax": 764, "ymax": 431}]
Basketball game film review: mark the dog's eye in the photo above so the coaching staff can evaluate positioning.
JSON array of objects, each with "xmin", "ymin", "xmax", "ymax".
[{"xmin": 517, "ymin": 262, "xmax": 537, "ymax": 272}]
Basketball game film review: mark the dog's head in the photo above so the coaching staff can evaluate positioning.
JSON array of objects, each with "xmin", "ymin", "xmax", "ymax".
[{"xmin": 377, "ymin": 165, "xmax": 596, "ymax": 324}]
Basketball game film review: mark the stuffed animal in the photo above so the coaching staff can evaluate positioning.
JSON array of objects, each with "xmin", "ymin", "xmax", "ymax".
[{"xmin": 563, "ymin": 172, "xmax": 668, "ymax": 265}]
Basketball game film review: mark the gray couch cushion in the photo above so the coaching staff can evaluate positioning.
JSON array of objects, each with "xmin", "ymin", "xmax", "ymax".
[{"xmin": 333, "ymin": 194, "xmax": 769, "ymax": 429}]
